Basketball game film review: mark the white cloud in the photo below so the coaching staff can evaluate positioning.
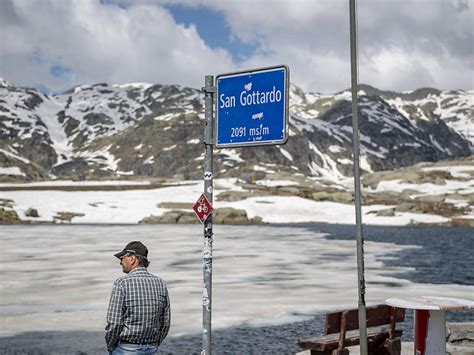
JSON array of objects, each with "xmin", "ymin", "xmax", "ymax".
[
  {"xmin": 0, "ymin": 0, "xmax": 235, "ymax": 92},
  {"xmin": 0, "ymin": 0, "xmax": 472, "ymax": 93},
  {"xmin": 177, "ymin": 0, "xmax": 473, "ymax": 93}
]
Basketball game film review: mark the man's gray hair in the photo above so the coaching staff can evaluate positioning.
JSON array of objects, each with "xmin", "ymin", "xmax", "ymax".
[{"xmin": 136, "ymin": 254, "xmax": 150, "ymax": 268}]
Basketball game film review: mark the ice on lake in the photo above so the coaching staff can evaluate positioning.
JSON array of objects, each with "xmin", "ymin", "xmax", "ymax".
[{"xmin": 1, "ymin": 224, "xmax": 473, "ymax": 337}]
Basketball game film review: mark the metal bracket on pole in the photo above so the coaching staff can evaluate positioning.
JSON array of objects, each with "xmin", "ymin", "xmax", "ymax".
[
  {"xmin": 201, "ymin": 75, "xmax": 214, "ymax": 355},
  {"xmin": 349, "ymin": 0, "xmax": 368, "ymax": 354},
  {"xmin": 201, "ymin": 85, "xmax": 215, "ymax": 147}
]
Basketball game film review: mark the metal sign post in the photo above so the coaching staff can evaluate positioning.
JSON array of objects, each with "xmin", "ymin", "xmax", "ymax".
[
  {"xmin": 201, "ymin": 75, "xmax": 214, "ymax": 355},
  {"xmin": 198, "ymin": 66, "xmax": 289, "ymax": 354},
  {"xmin": 349, "ymin": 0, "xmax": 368, "ymax": 354}
]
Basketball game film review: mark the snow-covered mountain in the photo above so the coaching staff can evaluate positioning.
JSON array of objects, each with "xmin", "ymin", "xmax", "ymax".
[
  {"xmin": 0, "ymin": 79, "xmax": 472, "ymax": 181},
  {"xmin": 358, "ymin": 84, "xmax": 474, "ymax": 146}
]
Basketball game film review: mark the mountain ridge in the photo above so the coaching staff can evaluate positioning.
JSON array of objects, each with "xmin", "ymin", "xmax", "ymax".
[{"xmin": 0, "ymin": 78, "xmax": 472, "ymax": 182}]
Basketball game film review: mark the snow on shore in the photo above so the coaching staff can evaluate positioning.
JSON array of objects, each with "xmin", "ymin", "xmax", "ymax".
[
  {"xmin": 0, "ymin": 177, "xmax": 464, "ymax": 225},
  {"xmin": 0, "ymin": 179, "xmax": 152, "ymax": 187}
]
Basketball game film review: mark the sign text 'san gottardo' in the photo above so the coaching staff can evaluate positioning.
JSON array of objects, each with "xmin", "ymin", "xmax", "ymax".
[{"xmin": 219, "ymin": 86, "xmax": 283, "ymax": 108}]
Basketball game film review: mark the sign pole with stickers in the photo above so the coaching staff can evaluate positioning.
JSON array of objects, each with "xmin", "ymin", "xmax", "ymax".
[
  {"xmin": 195, "ymin": 66, "xmax": 289, "ymax": 355},
  {"xmin": 201, "ymin": 75, "xmax": 214, "ymax": 355}
]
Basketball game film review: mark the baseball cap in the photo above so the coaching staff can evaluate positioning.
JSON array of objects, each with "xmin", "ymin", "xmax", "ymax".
[{"xmin": 114, "ymin": 241, "xmax": 148, "ymax": 259}]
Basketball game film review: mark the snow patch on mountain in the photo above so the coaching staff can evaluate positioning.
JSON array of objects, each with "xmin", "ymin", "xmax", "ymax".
[
  {"xmin": 278, "ymin": 147, "xmax": 294, "ymax": 161},
  {"xmin": 0, "ymin": 167, "xmax": 25, "ymax": 176},
  {"xmin": 385, "ymin": 90, "xmax": 474, "ymax": 145},
  {"xmin": 0, "ymin": 148, "xmax": 31, "ymax": 164},
  {"xmin": 113, "ymin": 82, "xmax": 153, "ymax": 90}
]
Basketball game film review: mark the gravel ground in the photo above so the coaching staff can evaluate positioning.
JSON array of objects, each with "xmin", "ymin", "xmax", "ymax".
[
  {"xmin": 2, "ymin": 310, "xmax": 473, "ymax": 355},
  {"xmin": 0, "ymin": 314, "xmax": 325, "ymax": 354},
  {"xmin": 0, "ymin": 313, "xmax": 391, "ymax": 355}
]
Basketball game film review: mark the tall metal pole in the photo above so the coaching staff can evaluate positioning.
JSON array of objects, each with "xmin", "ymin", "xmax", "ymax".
[
  {"xmin": 349, "ymin": 0, "xmax": 368, "ymax": 354},
  {"xmin": 202, "ymin": 75, "xmax": 214, "ymax": 355}
]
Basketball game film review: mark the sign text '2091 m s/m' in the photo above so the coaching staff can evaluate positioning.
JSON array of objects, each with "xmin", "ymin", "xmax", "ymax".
[{"xmin": 215, "ymin": 65, "xmax": 289, "ymax": 148}]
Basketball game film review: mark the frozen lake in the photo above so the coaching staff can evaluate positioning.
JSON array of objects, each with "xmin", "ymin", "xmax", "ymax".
[{"xmin": 0, "ymin": 224, "xmax": 473, "ymax": 339}]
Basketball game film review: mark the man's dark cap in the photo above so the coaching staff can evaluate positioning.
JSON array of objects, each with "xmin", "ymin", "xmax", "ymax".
[{"xmin": 114, "ymin": 241, "xmax": 148, "ymax": 259}]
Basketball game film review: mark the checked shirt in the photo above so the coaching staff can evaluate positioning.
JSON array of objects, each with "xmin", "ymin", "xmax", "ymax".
[{"xmin": 105, "ymin": 267, "xmax": 170, "ymax": 352}]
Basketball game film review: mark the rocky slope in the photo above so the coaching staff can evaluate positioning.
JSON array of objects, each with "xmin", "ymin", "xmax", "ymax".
[{"xmin": 0, "ymin": 78, "xmax": 472, "ymax": 182}]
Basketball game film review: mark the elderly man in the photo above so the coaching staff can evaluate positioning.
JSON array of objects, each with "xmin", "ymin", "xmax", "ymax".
[{"xmin": 105, "ymin": 241, "xmax": 170, "ymax": 354}]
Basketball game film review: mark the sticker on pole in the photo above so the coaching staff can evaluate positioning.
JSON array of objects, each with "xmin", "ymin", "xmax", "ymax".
[
  {"xmin": 193, "ymin": 194, "xmax": 213, "ymax": 223},
  {"xmin": 215, "ymin": 65, "xmax": 289, "ymax": 148}
]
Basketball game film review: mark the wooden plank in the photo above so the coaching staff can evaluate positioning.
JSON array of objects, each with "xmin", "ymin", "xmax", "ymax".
[
  {"xmin": 338, "ymin": 310, "xmax": 348, "ymax": 349},
  {"xmin": 299, "ymin": 327, "xmax": 402, "ymax": 351},
  {"xmin": 325, "ymin": 305, "xmax": 405, "ymax": 334}
]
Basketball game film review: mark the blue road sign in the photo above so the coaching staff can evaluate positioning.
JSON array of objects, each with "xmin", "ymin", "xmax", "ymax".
[{"xmin": 215, "ymin": 65, "xmax": 289, "ymax": 148}]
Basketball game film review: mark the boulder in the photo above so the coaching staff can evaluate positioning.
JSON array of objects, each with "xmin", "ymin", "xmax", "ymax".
[
  {"xmin": 376, "ymin": 208, "xmax": 396, "ymax": 217},
  {"xmin": 400, "ymin": 189, "xmax": 421, "ymax": 199},
  {"xmin": 446, "ymin": 192, "xmax": 474, "ymax": 202},
  {"xmin": 139, "ymin": 208, "xmax": 262, "ymax": 225},
  {"xmin": 312, "ymin": 191, "xmax": 331, "ymax": 201},
  {"xmin": 330, "ymin": 192, "xmax": 354, "ymax": 204},
  {"xmin": 406, "ymin": 170, "xmax": 451, "ymax": 185},
  {"xmin": 396, "ymin": 202, "xmax": 418, "ymax": 213},
  {"xmin": 447, "ymin": 322, "xmax": 474, "ymax": 355},
  {"xmin": 278, "ymin": 186, "xmax": 300, "ymax": 195},
  {"xmin": 177, "ymin": 214, "xmax": 198, "ymax": 224},
  {"xmin": 0, "ymin": 208, "xmax": 23, "ymax": 224},
  {"xmin": 311, "ymin": 191, "xmax": 354, "ymax": 204},
  {"xmin": 25, "ymin": 208, "xmax": 39, "ymax": 218},
  {"xmin": 0, "ymin": 199, "xmax": 14, "ymax": 208},
  {"xmin": 395, "ymin": 200, "xmax": 469, "ymax": 218},
  {"xmin": 53, "ymin": 212, "xmax": 85, "ymax": 223},
  {"xmin": 158, "ymin": 211, "xmax": 183, "ymax": 223},
  {"xmin": 139, "ymin": 211, "xmax": 197, "ymax": 224},
  {"xmin": 216, "ymin": 190, "xmax": 264, "ymax": 202},
  {"xmin": 213, "ymin": 207, "xmax": 251, "ymax": 225},
  {"xmin": 450, "ymin": 218, "xmax": 474, "ymax": 227},
  {"xmin": 239, "ymin": 171, "xmax": 266, "ymax": 184},
  {"xmin": 139, "ymin": 215, "xmax": 163, "ymax": 224},
  {"xmin": 414, "ymin": 195, "xmax": 446, "ymax": 203}
]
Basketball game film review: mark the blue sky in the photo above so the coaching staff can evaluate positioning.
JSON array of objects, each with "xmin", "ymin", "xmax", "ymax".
[
  {"xmin": 165, "ymin": 4, "xmax": 257, "ymax": 62},
  {"xmin": 0, "ymin": 0, "xmax": 472, "ymax": 94}
]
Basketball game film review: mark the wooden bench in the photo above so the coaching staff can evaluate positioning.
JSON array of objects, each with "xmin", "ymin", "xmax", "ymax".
[{"xmin": 298, "ymin": 304, "xmax": 405, "ymax": 355}]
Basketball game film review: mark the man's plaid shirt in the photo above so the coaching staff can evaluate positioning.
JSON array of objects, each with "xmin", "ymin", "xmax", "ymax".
[{"xmin": 105, "ymin": 267, "xmax": 170, "ymax": 352}]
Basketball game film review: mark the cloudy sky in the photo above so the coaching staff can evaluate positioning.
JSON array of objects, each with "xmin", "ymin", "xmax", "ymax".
[{"xmin": 0, "ymin": 0, "xmax": 472, "ymax": 94}]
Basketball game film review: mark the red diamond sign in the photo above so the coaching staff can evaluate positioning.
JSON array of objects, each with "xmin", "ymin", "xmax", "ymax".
[{"xmin": 193, "ymin": 193, "xmax": 213, "ymax": 224}]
